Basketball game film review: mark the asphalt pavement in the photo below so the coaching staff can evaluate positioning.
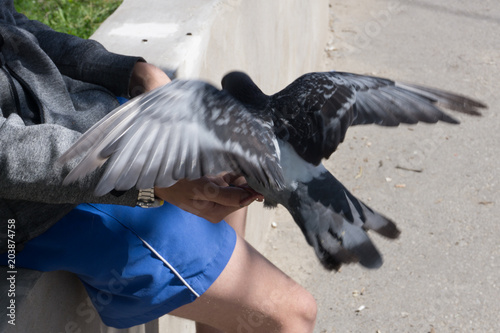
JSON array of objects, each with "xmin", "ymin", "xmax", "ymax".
[{"xmin": 262, "ymin": 1, "xmax": 500, "ymax": 332}]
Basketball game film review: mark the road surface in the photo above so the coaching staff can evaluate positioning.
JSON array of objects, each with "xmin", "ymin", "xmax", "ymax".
[{"xmin": 263, "ymin": 1, "xmax": 500, "ymax": 332}]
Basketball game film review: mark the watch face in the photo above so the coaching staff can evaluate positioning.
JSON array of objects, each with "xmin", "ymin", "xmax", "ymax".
[{"xmin": 137, "ymin": 201, "xmax": 150, "ymax": 208}]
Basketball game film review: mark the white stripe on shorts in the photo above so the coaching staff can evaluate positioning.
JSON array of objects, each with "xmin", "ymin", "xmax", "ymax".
[
  {"xmin": 112, "ymin": 216, "xmax": 201, "ymax": 298},
  {"xmin": 136, "ymin": 235, "xmax": 201, "ymax": 298}
]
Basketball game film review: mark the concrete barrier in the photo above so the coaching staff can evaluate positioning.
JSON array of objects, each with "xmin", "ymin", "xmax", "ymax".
[{"xmin": 1, "ymin": 0, "xmax": 327, "ymax": 332}]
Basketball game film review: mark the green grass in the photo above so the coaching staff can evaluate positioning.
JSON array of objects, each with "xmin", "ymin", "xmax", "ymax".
[{"xmin": 14, "ymin": 0, "xmax": 123, "ymax": 39}]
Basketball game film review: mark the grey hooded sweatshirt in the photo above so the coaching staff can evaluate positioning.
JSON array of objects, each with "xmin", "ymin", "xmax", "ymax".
[{"xmin": 0, "ymin": 0, "xmax": 144, "ymax": 252}]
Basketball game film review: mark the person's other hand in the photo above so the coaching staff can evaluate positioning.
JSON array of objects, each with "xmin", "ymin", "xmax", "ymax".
[
  {"xmin": 154, "ymin": 173, "xmax": 264, "ymax": 223},
  {"xmin": 129, "ymin": 62, "xmax": 171, "ymax": 97}
]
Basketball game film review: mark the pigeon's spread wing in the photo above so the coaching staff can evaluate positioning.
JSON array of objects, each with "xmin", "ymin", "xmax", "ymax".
[
  {"xmin": 336, "ymin": 72, "xmax": 485, "ymax": 126},
  {"xmin": 59, "ymin": 80, "xmax": 284, "ymax": 196},
  {"xmin": 269, "ymin": 72, "xmax": 485, "ymax": 165}
]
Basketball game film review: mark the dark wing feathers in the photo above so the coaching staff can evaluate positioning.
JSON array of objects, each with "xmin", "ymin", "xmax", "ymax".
[
  {"xmin": 270, "ymin": 73, "xmax": 356, "ymax": 165},
  {"xmin": 353, "ymin": 92, "xmax": 401, "ymax": 125},
  {"xmin": 335, "ymin": 71, "xmax": 485, "ymax": 124},
  {"xmin": 397, "ymin": 82, "xmax": 486, "ymax": 115},
  {"xmin": 267, "ymin": 71, "xmax": 484, "ymax": 165},
  {"xmin": 59, "ymin": 80, "xmax": 284, "ymax": 195}
]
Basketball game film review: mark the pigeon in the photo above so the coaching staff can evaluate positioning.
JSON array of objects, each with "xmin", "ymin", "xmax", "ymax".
[{"xmin": 59, "ymin": 70, "xmax": 486, "ymax": 271}]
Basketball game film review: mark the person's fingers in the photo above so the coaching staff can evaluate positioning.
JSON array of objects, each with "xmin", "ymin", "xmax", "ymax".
[
  {"xmin": 154, "ymin": 176, "xmax": 264, "ymax": 224},
  {"xmin": 205, "ymin": 174, "xmax": 231, "ymax": 187},
  {"xmin": 239, "ymin": 192, "xmax": 264, "ymax": 206},
  {"xmin": 192, "ymin": 201, "xmax": 243, "ymax": 223},
  {"xmin": 235, "ymin": 184, "xmax": 264, "ymax": 198},
  {"xmin": 198, "ymin": 184, "xmax": 252, "ymax": 207},
  {"xmin": 221, "ymin": 173, "xmax": 247, "ymax": 186},
  {"xmin": 218, "ymin": 173, "xmax": 264, "ymax": 201},
  {"xmin": 195, "ymin": 176, "xmax": 264, "ymax": 207}
]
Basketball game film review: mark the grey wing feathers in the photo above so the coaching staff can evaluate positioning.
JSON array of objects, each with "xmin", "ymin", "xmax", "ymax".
[{"xmin": 59, "ymin": 80, "xmax": 284, "ymax": 196}]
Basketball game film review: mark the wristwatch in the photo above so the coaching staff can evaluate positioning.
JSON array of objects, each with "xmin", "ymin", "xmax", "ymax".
[{"xmin": 136, "ymin": 188, "xmax": 164, "ymax": 208}]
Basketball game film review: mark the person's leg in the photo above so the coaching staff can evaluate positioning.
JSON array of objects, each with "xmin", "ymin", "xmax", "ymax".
[
  {"xmin": 170, "ymin": 232, "xmax": 317, "ymax": 332},
  {"xmin": 194, "ymin": 208, "xmax": 249, "ymax": 333},
  {"xmin": 194, "ymin": 207, "xmax": 249, "ymax": 333},
  {"xmin": 6, "ymin": 203, "xmax": 253, "ymax": 329},
  {"xmin": 223, "ymin": 206, "xmax": 248, "ymax": 237},
  {"xmin": 192, "ymin": 208, "xmax": 248, "ymax": 333},
  {"xmin": 9, "ymin": 201, "xmax": 315, "ymax": 331}
]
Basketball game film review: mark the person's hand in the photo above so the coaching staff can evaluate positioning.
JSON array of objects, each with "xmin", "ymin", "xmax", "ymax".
[
  {"xmin": 129, "ymin": 62, "xmax": 171, "ymax": 97},
  {"xmin": 154, "ymin": 173, "xmax": 264, "ymax": 223}
]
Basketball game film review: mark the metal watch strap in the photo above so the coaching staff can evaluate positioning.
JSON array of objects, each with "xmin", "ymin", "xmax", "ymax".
[{"xmin": 137, "ymin": 188, "xmax": 163, "ymax": 208}]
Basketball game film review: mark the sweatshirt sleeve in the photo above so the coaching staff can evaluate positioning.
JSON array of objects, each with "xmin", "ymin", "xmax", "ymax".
[
  {"xmin": 0, "ymin": 113, "xmax": 139, "ymax": 206},
  {"xmin": 12, "ymin": 10, "xmax": 144, "ymax": 97},
  {"xmin": 1, "ymin": 7, "xmax": 141, "ymax": 205}
]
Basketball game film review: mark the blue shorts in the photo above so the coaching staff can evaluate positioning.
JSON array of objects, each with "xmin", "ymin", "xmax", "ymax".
[{"xmin": 1, "ymin": 203, "xmax": 236, "ymax": 328}]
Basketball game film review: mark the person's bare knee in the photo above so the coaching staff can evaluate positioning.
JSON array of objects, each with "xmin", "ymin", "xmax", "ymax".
[
  {"xmin": 265, "ymin": 279, "xmax": 317, "ymax": 332},
  {"xmin": 286, "ymin": 285, "xmax": 317, "ymax": 331},
  {"xmin": 214, "ymin": 286, "xmax": 316, "ymax": 333}
]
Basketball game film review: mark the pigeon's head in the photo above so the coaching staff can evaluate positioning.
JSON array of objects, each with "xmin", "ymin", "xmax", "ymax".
[{"xmin": 221, "ymin": 71, "xmax": 269, "ymax": 109}]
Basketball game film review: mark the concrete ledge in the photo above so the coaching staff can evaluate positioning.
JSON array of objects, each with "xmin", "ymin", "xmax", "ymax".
[
  {"xmin": 92, "ymin": 0, "xmax": 328, "ymax": 90},
  {"xmin": 2, "ymin": 1, "xmax": 328, "ymax": 332}
]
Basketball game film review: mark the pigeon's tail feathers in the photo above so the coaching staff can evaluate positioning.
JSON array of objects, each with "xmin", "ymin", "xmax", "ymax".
[
  {"xmin": 358, "ymin": 201, "xmax": 400, "ymax": 239},
  {"xmin": 306, "ymin": 212, "xmax": 385, "ymax": 271},
  {"xmin": 287, "ymin": 169, "xmax": 400, "ymax": 271}
]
